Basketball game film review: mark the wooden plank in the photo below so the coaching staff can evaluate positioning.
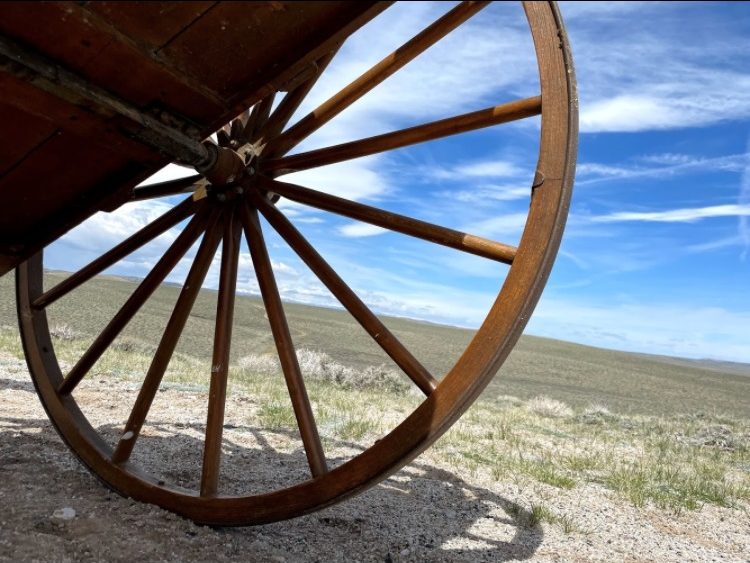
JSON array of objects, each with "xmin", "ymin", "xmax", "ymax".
[
  {"xmin": 0, "ymin": 71, "xmax": 164, "ymax": 163},
  {"xmin": 87, "ymin": 2, "xmax": 217, "ymax": 49},
  {"xmin": 162, "ymin": 2, "xmax": 390, "ymax": 104},
  {"xmin": 0, "ymin": 131, "xmax": 133, "ymax": 238},
  {"xmin": 0, "ymin": 100, "xmax": 57, "ymax": 175},
  {"xmin": 0, "ymin": 2, "xmax": 226, "ymax": 122}
]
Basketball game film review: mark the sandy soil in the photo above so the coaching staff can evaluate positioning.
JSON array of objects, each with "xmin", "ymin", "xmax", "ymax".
[{"xmin": 1, "ymin": 353, "xmax": 749, "ymax": 563}]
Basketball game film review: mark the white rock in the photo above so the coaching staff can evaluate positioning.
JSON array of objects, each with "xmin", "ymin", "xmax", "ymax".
[{"xmin": 52, "ymin": 507, "xmax": 76, "ymax": 520}]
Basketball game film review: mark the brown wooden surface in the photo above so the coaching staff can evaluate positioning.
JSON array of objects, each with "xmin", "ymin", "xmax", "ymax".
[
  {"xmin": 201, "ymin": 210, "xmax": 242, "ymax": 497},
  {"xmin": 0, "ymin": 1, "xmax": 390, "ymax": 275}
]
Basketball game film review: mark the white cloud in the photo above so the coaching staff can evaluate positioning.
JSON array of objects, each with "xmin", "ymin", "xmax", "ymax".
[
  {"xmin": 580, "ymin": 95, "xmax": 685, "ymax": 133},
  {"xmin": 61, "ymin": 200, "xmax": 180, "ymax": 255},
  {"xmin": 565, "ymin": 4, "xmax": 750, "ymax": 133},
  {"xmin": 287, "ymin": 2, "xmax": 537, "ymax": 155},
  {"xmin": 281, "ymin": 157, "xmax": 389, "ymax": 201},
  {"xmin": 338, "ymin": 223, "xmax": 387, "ymax": 238},
  {"xmin": 591, "ymin": 204, "xmax": 750, "ymax": 224},
  {"xmin": 465, "ymin": 212, "xmax": 530, "ymax": 241},
  {"xmin": 431, "ymin": 159, "xmax": 525, "ymax": 180}
]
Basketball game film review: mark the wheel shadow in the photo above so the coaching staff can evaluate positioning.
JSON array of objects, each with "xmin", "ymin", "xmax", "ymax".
[{"xmin": 0, "ymin": 412, "xmax": 543, "ymax": 562}]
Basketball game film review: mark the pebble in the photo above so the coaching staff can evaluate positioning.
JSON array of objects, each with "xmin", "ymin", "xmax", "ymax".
[{"xmin": 52, "ymin": 507, "xmax": 76, "ymax": 520}]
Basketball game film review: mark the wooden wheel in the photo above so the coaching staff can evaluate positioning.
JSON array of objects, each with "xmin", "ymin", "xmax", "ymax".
[{"xmin": 16, "ymin": 1, "xmax": 576, "ymax": 525}]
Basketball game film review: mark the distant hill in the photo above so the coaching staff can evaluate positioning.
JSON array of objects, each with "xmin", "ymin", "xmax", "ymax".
[{"xmin": 1, "ymin": 271, "xmax": 748, "ymax": 418}]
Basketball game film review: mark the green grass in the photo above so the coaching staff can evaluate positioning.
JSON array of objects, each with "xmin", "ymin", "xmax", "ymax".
[
  {"xmin": 1, "ymin": 272, "xmax": 749, "ymax": 516},
  {"xmin": 257, "ymin": 403, "xmax": 297, "ymax": 430},
  {"xmin": 506, "ymin": 502, "xmax": 581, "ymax": 533},
  {"xmin": 604, "ymin": 462, "xmax": 750, "ymax": 514}
]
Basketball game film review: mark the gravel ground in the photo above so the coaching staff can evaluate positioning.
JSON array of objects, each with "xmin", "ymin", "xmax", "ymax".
[{"xmin": 1, "ymin": 353, "xmax": 749, "ymax": 562}]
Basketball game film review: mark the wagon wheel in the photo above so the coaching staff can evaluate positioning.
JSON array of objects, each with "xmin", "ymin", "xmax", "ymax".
[{"xmin": 16, "ymin": 1, "xmax": 576, "ymax": 525}]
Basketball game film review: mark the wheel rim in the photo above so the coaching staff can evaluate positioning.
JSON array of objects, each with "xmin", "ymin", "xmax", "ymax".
[{"xmin": 16, "ymin": 1, "xmax": 577, "ymax": 525}]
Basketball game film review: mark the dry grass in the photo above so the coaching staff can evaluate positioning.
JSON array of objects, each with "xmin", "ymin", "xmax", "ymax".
[{"xmin": 1, "ymin": 272, "xmax": 749, "ymax": 516}]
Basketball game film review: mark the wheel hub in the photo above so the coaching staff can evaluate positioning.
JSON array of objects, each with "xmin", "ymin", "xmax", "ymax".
[{"xmin": 196, "ymin": 143, "xmax": 247, "ymax": 187}]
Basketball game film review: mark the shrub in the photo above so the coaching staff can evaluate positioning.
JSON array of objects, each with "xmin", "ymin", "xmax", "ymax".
[
  {"xmin": 526, "ymin": 396, "xmax": 573, "ymax": 419},
  {"xmin": 237, "ymin": 349, "xmax": 411, "ymax": 392},
  {"xmin": 49, "ymin": 324, "xmax": 79, "ymax": 341}
]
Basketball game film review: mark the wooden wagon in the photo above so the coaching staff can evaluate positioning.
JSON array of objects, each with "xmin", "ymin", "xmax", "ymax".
[{"xmin": 0, "ymin": 1, "xmax": 577, "ymax": 525}]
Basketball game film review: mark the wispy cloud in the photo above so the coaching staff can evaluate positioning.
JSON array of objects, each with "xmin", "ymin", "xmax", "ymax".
[
  {"xmin": 564, "ymin": 2, "xmax": 750, "ymax": 133},
  {"xmin": 740, "ymin": 134, "xmax": 750, "ymax": 258},
  {"xmin": 577, "ymin": 152, "xmax": 749, "ymax": 185},
  {"xmin": 449, "ymin": 184, "xmax": 530, "ymax": 204},
  {"xmin": 339, "ymin": 223, "xmax": 387, "ymax": 238},
  {"xmin": 430, "ymin": 159, "xmax": 525, "ymax": 181},
  {"xmin": 591, "ymin": 204, "xmax": 750, "ymax": 224},
  {"xmin": 464, "ymin": 212, "xmax": 529, "ymax": 241},
  {"xmin": 685, "ymin": 235, "xmax": 745, "ymax": 254}
]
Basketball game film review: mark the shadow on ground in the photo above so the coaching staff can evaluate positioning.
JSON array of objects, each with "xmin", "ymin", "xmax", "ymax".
[{"xmin": 1, "ymin": 400, "xmax": 543, "ymax": 562}]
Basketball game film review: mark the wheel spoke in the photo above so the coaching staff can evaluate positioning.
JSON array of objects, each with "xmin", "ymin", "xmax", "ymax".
[
  {"xmin": 111, "ymin": 211, "xmax": 224, "ymax": 465},
  {"xmin": 130, "ymin": 175, "xmax": 204, "ymax": 202},
  {"xmin": 230, "ymin": 118, "xmax": 244, "ymax": 143},
  {"xmin": 264, "ymin": 1, "xmax": 490, "ymax": 158},
  {"xmin": 237, "ymin": 107, "xmax": 252, "ymax": 129},
  {"xmin": 250, "ymin": 192, "xmax": 437, "ymax": 396},
  {"xmin": 264, "ymin": 96, "xmax": 542, "ymax": 174},
  {"xmin": 217, "ymin": 129, "xmax": 231, "ymax": 147},
  {"xmin": 34, "ymin": 197, "xmax": 197, "ymax": 310},
  {"xmin": 257, "ymin": 49, "xmax": 339, "ymax": 149},
  {"xmin": 240, "ymin": 204, "xmax": 328, "ymax": 477},
  {"xmin": 243, "ymin": 93, "xmax": 276, "ymax": 144},
  {"xmin": 57, "ymin": 205, "xmax": 212, "ymax": 396},
  {"xmin": 258, "ymin": 177, "xmax": 517, "ymax": 265},
  {"xmin": 201, "ymin": 209, "xmax": 242, "ymax": 497}
]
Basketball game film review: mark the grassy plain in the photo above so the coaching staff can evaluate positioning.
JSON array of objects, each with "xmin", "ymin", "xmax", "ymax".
[
  {"xmin": 2, "ymin": 272, "xmax": 748, "ymax": 417},
  {"xmin": 1, "ymin": 271, "xmax": 749, "ymax": 524}
]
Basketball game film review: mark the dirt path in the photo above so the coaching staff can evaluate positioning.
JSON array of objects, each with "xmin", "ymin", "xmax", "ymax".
[{"xmin": 1, "ymin": 354, "xmax": 748, "ymax": 562}]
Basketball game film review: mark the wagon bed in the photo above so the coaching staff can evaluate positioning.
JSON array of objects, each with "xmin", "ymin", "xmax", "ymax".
[{"xmin": 0, "ymin": 1, "xmax": 386, "ymax": 274}]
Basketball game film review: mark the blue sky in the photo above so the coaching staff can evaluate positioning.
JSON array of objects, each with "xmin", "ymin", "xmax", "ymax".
[{"xmin": 46, "ymin": 2, "xmax": 750, "ymax": 363}]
